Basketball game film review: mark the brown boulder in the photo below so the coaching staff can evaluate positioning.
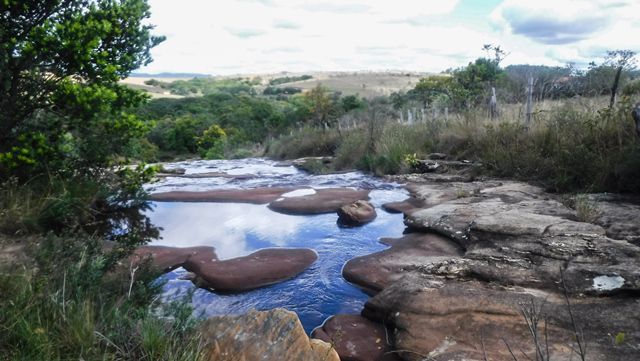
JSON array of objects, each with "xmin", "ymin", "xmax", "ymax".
[
  {"xmin": 149, "ymin": 187, "xmax": 299, "ymax": 204},
  {"xmin": 201, "ymin": 308, "xmax": 339, "ymax": 361},
  {"xmin": 337, "ymin": 200, "xmax": 377, "ymax": 226},
  {"xmin": 184, "ymin": 248, "xmax": 317, "ymax": 292},
  {"xmin": 268, "ymin": 188, "xmax": 370, "ymax": 215},
  {"xmin": 343, "ymin": 233, "xmax": 463, "ymax": 294},
  {"xmin": 312, "ymin": 314, "xmax": 400, "ymax": 361}
]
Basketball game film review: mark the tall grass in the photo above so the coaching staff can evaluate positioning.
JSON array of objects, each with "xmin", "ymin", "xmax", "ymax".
[
  {"xmin": 267, "ymin": 96, "xmax": 640, "ymax": 193},
  {"xmin": 0, "ymin": 234, "xmax": 205, "ymax": 361}
]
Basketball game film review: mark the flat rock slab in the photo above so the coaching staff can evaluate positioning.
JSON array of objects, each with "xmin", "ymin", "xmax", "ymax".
[
  {"xmin": 337, "ymin": 200, "xmax": 377, "ymax": 226},
  {"xmin": 130, "ymin": 245, "xmax": 217, "ymax": 273},
  {"xmin": 363, "ymin": 275, "xmax": 640, "ymax": 361},
  {"xmin": 268, "ymin": 188, "xmax": 370, "ymax": 215},
  {"xmin": 343, "ymin": 233, "xmax": 463, "ymax": 294},
  {"xmin": 184, "ymin": 248, "xmax": 317, "ymax": 292},
  {"xmin": 201, "ymin": 308, "xmax": 339, "ymax": 361},
  {"xmin": 312, "ymin": 314, "xmax": 400, "ymax": 361},
  {"xmin": 149, "ymin": 187, "xmax": 299, "ymax": 204}
]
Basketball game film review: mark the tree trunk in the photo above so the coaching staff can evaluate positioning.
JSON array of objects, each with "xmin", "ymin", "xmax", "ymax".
[{"xmin": 609, "ymin": 66, "xmax": 623, "ymax": 109}]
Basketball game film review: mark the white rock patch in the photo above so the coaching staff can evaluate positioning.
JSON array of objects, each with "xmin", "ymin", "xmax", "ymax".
[
  {"xmin": 281, "ymin": 189, "xmax": 316, "ymax": 198},
  {"xmin": 592, "ymin": 275, "xmax": 625, "ymax": 291}
]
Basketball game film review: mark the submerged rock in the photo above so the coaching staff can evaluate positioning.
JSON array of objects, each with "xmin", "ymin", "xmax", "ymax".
[
  {"xmin": 312, "ymin": 314, "xmax": 400, "ymax": 361},
  {"xmin": 184, "ymin": 248, "xmax": 317, "ymax": 292},
  {"xmin": 201, "ymin": 308, "xmax": 339, "ymax": 361},
  {"xmin": 337, "ymin": 200, "xmax": 377, "ymax": 226},
  {"xmin": 268, "ymin": 188, "xmax": 370, "ymax": 215},
  {"xmin": 149, "ymin": 187, "xmax": 299, "ymax": 204}
]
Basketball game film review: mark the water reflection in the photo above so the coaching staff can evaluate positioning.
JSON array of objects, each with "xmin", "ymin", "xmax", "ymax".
[
  {"xmin": 148, "ymin": 202, "xmax": 305, "ymax": 259},
  {"xmin": 147, "ymin": 158, "xmax": 410, "ymax": 333}
]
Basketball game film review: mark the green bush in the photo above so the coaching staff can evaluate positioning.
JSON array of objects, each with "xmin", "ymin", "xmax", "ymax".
[{"xmin": 0, "ymin": 234, "xmax": 205, "ymax": 361}]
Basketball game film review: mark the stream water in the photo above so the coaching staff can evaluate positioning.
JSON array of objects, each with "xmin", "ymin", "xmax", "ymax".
[{"xmin": 144, "ymin": 158, "xmax": 408, "ymax": 333}]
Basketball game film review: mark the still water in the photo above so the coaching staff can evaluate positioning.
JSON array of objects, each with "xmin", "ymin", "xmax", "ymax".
[{"xmin": 145, "ymin": 158, "xmax": 407, "ymax": 333}]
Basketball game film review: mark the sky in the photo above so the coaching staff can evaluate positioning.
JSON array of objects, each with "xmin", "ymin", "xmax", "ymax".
[{"xmin": 140, "ymin": 0, "xmax": 640, "ymax": 75}]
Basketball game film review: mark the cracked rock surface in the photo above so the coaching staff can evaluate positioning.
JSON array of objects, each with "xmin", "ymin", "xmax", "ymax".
[{"xmin": 339, "ymin": 178, "xmax": 640, "ymax": 360}]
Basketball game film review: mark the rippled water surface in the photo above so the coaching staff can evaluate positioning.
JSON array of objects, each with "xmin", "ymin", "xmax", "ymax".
[{"xmin": 145, "ymin": 158, "xmax": 407, "ymax": 333}]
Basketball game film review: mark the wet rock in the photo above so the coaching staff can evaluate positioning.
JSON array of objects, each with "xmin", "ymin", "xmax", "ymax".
[
  {"xmin": 343, "ymin": 233, "xmax": 463, "ymax": 294},
  {"xmin": 312, "ymin": 314, "xmax": 400, "ymax": 361},
  {"xmin": 268, "ymin": 188, "xmax": 370, "ymax": 215},
  {"xmin": 184, "ymin": 248, "xmax": 317, "ymax": 292},
  {"xmin": 337, "ymin": 200, "xmax": 377, "ymax": 226},
  {"xmin": 130, "ymin": 245, "xmax": 217, "ymax": 273},
  {"xmin": 201, "ymin": 308, "xmax": 339, "ymax": 361},
  {"xmin": 363, "ymin": 275, "xmax": 640, "ymax": 361},
  {"xmin": 150, "ymin": 187, "xmax": 299, "ymax": 204}
]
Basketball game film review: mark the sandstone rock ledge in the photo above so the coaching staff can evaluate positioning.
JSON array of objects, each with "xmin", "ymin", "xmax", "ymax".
[{"xmin": 338, "ymin": 179, "xmax": 640, "ymax": 360}]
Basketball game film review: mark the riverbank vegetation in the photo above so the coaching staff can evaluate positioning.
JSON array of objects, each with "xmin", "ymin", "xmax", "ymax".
[
  {"xmin": 0, "ymin": 0, "xmax": 206, "ymax": 359},
  {"xmin": 132, "ymin": 47, "xmax": 639, "ymax": 193}
]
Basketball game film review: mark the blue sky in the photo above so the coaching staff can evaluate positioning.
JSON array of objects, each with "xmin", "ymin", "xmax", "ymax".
[{"xmin": 141, "ymin": 0, "xmax": 640, "ymax": 75}]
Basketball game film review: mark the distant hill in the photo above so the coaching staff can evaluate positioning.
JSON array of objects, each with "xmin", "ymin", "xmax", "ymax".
[{"xmin": 130, "ymin": 72, "xmax": 211, "ymax": 79}]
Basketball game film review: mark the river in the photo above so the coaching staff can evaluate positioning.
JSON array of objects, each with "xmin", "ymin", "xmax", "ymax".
[{"xmin": 144, "ymin": 158, "xmax": 408, "ymax": 333}]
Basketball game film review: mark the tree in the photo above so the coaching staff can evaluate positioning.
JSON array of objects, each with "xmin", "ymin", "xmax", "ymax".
[
  {"xmin": 605, "ymin": 50, "xmax": 637, "ymax": 108},
  {"xmin": 0, "ymin": 0, "xmax": 164, "ymax": 176},
  {"xmin": 410, "ymin": 76, "xmax": 453, "ymax": 109},
  {"xmin": 304, "ymin": 84, "xmax": 336, "ymax": 128}
]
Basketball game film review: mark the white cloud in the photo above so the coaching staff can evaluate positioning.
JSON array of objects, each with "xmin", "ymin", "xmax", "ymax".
[
  {"xmin": 491, "ymin": 0, "xmax": 640, "ymax": 65},
  {"xmin": 141, "ymin": 0, "xmax": 640, "ymax": 75}
]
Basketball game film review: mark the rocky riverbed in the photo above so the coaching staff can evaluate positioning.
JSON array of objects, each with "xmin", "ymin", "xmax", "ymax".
[{"xmin": 139, "ymin": 158, "xmax": 639, "ymax": 360}]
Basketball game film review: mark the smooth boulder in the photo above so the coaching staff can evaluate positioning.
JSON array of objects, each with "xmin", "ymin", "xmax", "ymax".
[
  {"xmin": 201, "ymin": 308, "xmax": 339, "ymax": 361},
  {"xmin": 184, "ymin": 248, "xmax": 317, "ymax": 292},
  {"xmin": 312, "ymin": 314, "xmax": 400, "ymax": 361},
  {"xmin": 268, "ymin": 188, "xmax": 370, "ymax": 215},
  {"xmin": 337, "ymin": 200, "xmax": 377, "ymax": 226}
]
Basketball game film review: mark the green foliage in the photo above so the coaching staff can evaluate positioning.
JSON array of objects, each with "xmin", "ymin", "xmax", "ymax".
[
  {"xmin": 263, "ymin": 86, "xmax": 302, "ymax": 96},
  {"xmin": 196, "ymin": 124, "xmax": 227, "ymax": 159},
  {"xmin": 269, "ymin": 75, "xmax": 313, "ymax": 86},
  {"xmin": 0, "ymin": 235, "xmax": 204, "ymax": 361},
  {"xmin": 162, "ymin": 77, "xmax": 256, "ymax": 96},
  {"xmin": 0, "ymin": 0, "xmax": 164, "ymax": 178}
]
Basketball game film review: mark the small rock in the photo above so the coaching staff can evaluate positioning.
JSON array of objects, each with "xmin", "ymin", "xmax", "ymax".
[{"xmin": 337, "ymin": 200, "xmax": 377, "ymax": 226}]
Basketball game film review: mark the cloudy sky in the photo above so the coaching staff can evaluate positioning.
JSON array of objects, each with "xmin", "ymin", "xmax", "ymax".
[{"xmin": 140, "ymin": 0, "xmax": 640, "ymax": 75}]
